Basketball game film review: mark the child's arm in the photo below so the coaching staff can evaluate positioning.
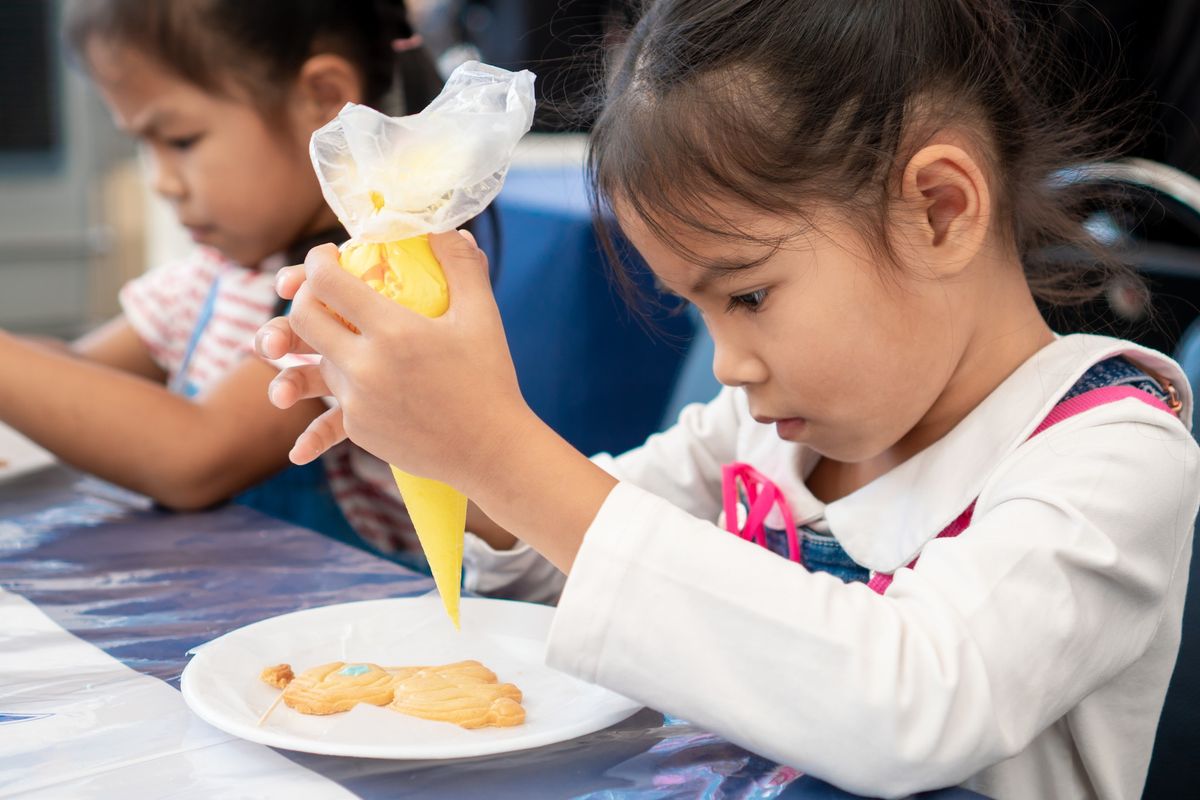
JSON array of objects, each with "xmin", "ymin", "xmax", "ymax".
[
  {"xmin": 0, "ymin": 329, "xmax": 324, "ymax": 509},
  {"xmin": 70, "ymin": 316, "xmax": 168, "ymax": 381},
  {"xmin": 12, "ymin": 317, "xmax": 164, "ymax": 381}
]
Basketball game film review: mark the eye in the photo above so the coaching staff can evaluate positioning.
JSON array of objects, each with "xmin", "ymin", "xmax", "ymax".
[
  {"xmin": 726, "ymin": 288, "xmax": 769, "ymax": 314},
  {"xmin": 165, "ymin": 134, "xmax": 202, "ymax": 151}
]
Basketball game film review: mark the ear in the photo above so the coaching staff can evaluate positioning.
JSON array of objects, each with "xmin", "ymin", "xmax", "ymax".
[
  {"xmin": 292, "ymin": 54, "xmax": 365, "ymax": 128},
  {"xmin": 898, "ymin": 143, "xmax": 989, "ymax": 277}
]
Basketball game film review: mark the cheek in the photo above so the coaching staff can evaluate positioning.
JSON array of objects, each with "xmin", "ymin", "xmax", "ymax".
[
  {"xmin": 204, "ymin": 137, "xmax": 319, "ymax": 220},
  {"xmin": 783, "ymin": 277, "xmax": 953, "ymax": 421}
]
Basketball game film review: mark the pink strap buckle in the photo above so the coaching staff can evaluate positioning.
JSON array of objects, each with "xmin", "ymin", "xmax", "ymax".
[{"xmin": 722, "ymin": 462, "xmax": 802, "ymax": 564}]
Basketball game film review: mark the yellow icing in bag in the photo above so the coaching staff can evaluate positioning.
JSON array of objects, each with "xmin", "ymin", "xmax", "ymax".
[
  {"xmin": 339, "ymin": 236, "xmax": 466, "ymax": 628},
  {"xmin": 309, "ymin": 62, "xmax": 536, "ymax": 628}
]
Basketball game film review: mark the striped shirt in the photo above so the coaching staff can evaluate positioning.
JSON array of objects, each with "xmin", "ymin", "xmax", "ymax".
[
  {"xmin": 120, "ymin": 247, "xmax": 278, "ymax": 391},
  {"xmin": 120, "ymin": 246, "xmax": 419, "ymax": 557}
]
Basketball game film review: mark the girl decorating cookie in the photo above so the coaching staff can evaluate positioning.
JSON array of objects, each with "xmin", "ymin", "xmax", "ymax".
[{"xmin": 257, "ymin": 1, "xmax": 1199, "ymax": 797}]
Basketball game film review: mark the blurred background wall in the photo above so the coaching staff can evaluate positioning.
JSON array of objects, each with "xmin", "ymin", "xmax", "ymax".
[
  {"xmin": 0, "ymin": 0, "xmax": 134, "ymax": 336},
  {"xmin": 1, "ymin": 0, "xmax": 1197, "ymax": 341}
]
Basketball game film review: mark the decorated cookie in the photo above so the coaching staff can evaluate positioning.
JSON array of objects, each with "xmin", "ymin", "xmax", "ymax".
[{"xmin": 278, "ymin": 661, "xmax": 396, "ymax": 716}]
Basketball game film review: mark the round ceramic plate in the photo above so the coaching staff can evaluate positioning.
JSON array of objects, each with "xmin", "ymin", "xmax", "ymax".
[{"xmin": 180, "ymin": 595, "xmax": 641, "ymax": 759}]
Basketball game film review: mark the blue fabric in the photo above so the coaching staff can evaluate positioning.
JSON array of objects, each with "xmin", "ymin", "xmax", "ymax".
[
  {"xmin": 476, "ymin": 166, "xmax": 694, "ymax": 458},
  {"xmin": 660, "ymin": 306, "xmax": 722, "ymax": 428},
  {"xmin": 232, "ymin": 460, "xmax": 362, "ymax": 547},
  {"xmin": 785, "ymin": 526, "xmax": 870, "ymax": 584},
  {"xmin": 1057, "ymin": 355, "xmax": 1169, "ymax": 403},
  {"xmin": 1175, "ymin": 316, "xmax": 1200, "ymax": 437}
]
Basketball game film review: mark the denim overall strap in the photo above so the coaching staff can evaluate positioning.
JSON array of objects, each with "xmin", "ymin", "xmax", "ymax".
[{"xmin": 867, "ymin": 384, "xmax": 1180, "ymax": 595}]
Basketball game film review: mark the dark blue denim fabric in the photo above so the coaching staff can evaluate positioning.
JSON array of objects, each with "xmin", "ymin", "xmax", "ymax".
[{"xmin": 1059, "ymin": 356, "xmax": 1169, "ymax": 403}]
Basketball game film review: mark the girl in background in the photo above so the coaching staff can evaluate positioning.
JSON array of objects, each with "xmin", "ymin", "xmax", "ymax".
[{"xmin": 0, "ymin": 0, "xmax": 439, "ymax": 558}]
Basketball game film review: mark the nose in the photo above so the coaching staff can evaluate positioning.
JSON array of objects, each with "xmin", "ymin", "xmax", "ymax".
[
  {"xmin": 710, "ymin": 327, "xmax": 768, "ymax": 388},
  {"xmin": 141, "ymin": 145, "xmax": 186, "ymax": 202}
]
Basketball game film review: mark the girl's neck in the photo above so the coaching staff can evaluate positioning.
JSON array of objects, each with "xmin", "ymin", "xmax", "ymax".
[{"xmin": 898, "ymin": 281, "xmax": 1053, "ymax": 460}]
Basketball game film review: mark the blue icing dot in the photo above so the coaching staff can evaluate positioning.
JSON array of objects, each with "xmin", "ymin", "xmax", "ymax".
[{"xmin": 339, "ymin": 664, "xmax": 370, "ymax": 676}]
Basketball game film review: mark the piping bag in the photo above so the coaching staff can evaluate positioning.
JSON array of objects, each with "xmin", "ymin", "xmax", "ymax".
[{"xmin": 309, "ymin": 62, "xmax": 535, "ymax": 627}]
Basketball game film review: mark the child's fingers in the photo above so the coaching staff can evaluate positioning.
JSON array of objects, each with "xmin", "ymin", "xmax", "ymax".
[
  {"xmin": 255, "ymin": 317, "xmax": 317, "ymax": 360},
  {"xmin": 274, "ymin": 265, "xmax": 306, "ymax": 301},
  {"xmin": 289, "ymin": 404, "xmax": 347, "ymax": 465},
  {"xmin": 268, "ymin": 364, "xmax": 329, "ymax": 409},
  {"xmin": 303, "ymin": 243, "xmax": 393, "ymax": 333},
  {"xmin": 288, "ymin": 282, "xmax": 360, "ymax": 362},
  {"xmin": 429, "ymin": 230, "xmax": 492, "ymax": 316}
]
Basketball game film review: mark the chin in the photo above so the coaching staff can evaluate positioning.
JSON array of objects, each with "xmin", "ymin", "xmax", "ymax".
[
  {"xmin": 221, "ymin": 245, "xmax": 272, "ymax": 269},
  {"xmin": 802, "ymin": 433, "xmax": 886, "ymax": 464}
]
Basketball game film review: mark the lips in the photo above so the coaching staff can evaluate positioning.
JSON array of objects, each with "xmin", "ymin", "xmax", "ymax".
[{"xmin": 752, "ymin": 412, "xmax": 808, "ymax": 439}]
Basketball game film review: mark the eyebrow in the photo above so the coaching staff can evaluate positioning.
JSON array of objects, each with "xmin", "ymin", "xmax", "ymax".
[
  {"xmin": 687, "ymin": 252, "xmax": 775, "ymax": 295},
  {"xmin": 120, "ymin": 108, "xmax": 177, "ymax": 138}
]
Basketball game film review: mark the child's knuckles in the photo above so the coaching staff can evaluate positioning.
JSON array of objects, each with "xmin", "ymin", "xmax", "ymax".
[
  {"xmin": 289, "ymin": 366, "xmax": 318, "ymax": 399},
  {"xmin": 433, "ymin": 232, "xmax": 480, "ymax": 265},
  {"xmin": 318, "ymin": 357, "xmax": 342, "ymax": 394},
  {"xmin": 289, "ymin": 284, "xmax": 318, "ymax": 320},
  {"xmin": 306, "ymin": 259, "xmax": 343, "ymax": 298},
  {"xmin": 377, "ymin": 315, "xmax": 409, "ymax": 347},
  {"xmin": 338, "ymin": 396, "xmax": 363, "ymax": 438}
]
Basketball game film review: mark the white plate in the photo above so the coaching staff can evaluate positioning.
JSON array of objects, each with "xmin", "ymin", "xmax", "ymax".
[
  {"xmin": 181, "ymin": 595, "xmax": 641, "ymax": 759},
  {"xmin": 0, "ymin": 422, "xmax": 55, "ymax": 484}
]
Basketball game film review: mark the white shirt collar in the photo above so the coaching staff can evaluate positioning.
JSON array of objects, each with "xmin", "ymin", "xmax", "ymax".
[{"xmin": 746, "ymin": 334, "xmax": 1192, "ymax": 573}]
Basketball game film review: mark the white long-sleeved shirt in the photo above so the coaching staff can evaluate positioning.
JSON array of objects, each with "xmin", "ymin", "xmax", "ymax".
[{"xmin": 463, "ymin": 334, "xmax": 1200, "ymax": 799}]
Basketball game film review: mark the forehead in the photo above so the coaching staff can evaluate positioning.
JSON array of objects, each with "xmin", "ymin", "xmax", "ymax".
[
  {"xmin": 84, "ymin": 38, "xmax": 222, "ymax": 132},
  {"xmin": 612, "ymin": 194, "xmax": 815, "ymax": 292}
]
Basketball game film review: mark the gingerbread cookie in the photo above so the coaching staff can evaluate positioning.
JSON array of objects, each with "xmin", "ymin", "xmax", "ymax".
[{"xmin": 388, "ymin": 660, "xmax": 525, "ymax": 729}]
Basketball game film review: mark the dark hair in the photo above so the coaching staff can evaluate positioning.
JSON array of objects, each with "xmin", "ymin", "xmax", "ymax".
[
  {"xmin": 589, "ymin": 0, "xmax": 1142, "ymax": 308},
  {"xmin": 64, "ymin": 0, "xmax": 443, "ymax": 119}
]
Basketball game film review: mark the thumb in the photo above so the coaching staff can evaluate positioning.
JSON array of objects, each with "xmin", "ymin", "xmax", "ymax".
[{"xmin": 429, "ymin": 230, "xmax": 492, "ymax": 315}]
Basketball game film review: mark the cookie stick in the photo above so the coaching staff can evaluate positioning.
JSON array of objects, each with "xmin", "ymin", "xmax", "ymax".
[{"xmin": 257, "ymin": 690, "xmax": 286, "ymax": 726}]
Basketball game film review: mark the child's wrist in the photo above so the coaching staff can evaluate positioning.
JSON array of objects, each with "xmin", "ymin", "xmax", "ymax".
[{"xmin": 459, "ymin": 405, "xmax": 546, "ymax": 499}]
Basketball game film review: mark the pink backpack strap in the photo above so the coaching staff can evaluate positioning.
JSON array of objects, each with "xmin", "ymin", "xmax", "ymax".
[{"xmin": 868, "ymin": 384, "xmax": 1180, "ymax": 595}]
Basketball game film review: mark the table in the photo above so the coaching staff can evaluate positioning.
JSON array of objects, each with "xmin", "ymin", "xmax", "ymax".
[{"xmin": 0, "ymin": 467, "xmax": 986, "ymax": 799}]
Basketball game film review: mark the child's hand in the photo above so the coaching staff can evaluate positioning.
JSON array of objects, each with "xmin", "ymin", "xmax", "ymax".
[{"xmin": 255, "ymin": 233, "xmax": 534, "ymax": 495}]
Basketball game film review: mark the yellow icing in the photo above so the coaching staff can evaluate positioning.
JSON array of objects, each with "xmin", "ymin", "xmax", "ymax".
[{"xmin": 337, "ymin": 234, "xmax": 465, "ymax": 628}]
